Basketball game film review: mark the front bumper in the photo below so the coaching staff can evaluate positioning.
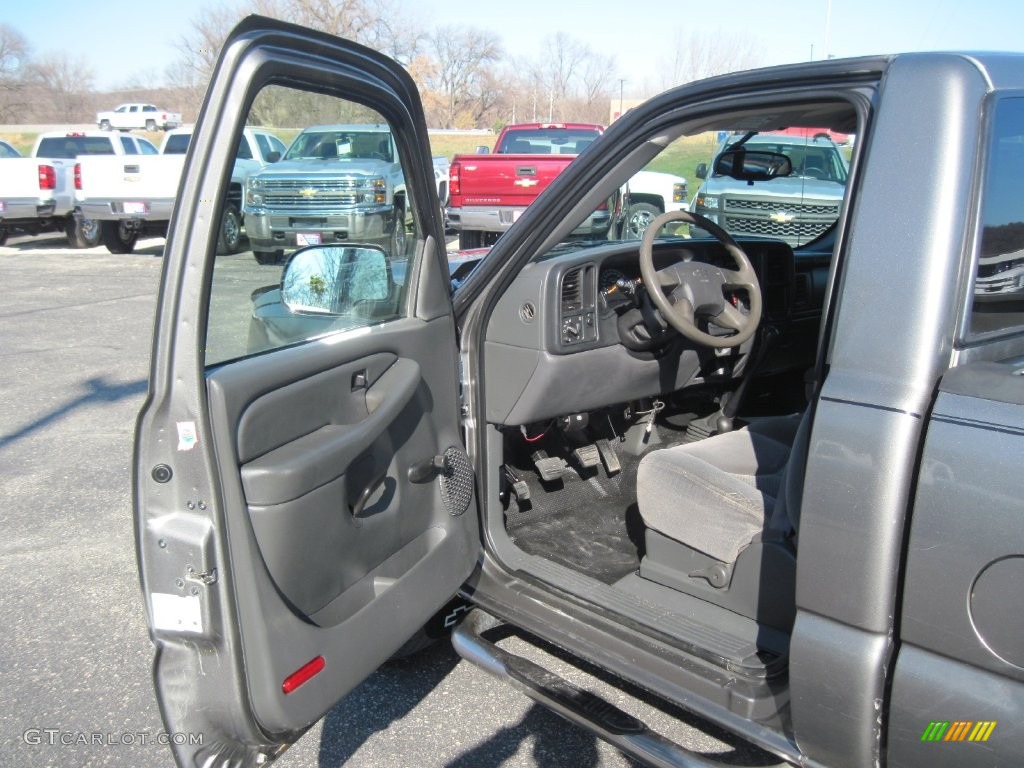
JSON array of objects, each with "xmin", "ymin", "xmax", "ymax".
[{"xmin": 244, "ymin": 205, "xmax": 394, "ymax": 250}]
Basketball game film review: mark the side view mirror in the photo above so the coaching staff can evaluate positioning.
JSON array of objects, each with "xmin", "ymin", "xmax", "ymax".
[
  {"xmin": 475, "ymin": 145, "xmax": 490, "ymax": 154},
  {"xmin": 282, "ymin": 245, "xmax": 392, "ymax": 315},
  {"xmin": 695, "ymin": 162, "xmax": 708, "ymax": 180},
  {"xmin": 713, "ymin": 149, "xmax": 792, "ymax": 182},
  {"xmin": 266, "ymin": 151, "xmax": 281, "ymax": 163}
]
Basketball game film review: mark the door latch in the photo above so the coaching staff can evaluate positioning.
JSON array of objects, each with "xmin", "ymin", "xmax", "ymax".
[{"xmin": 185, "ymin": 566, "xmax": 217, "ymax": 586}]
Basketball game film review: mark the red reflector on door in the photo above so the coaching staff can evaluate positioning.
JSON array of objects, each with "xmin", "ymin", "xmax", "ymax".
[{"xmin": 282, "ymin": 656, "xmax": 325, "ymax": 694}]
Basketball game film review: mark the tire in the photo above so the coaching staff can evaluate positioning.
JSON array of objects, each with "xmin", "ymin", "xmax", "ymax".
[
  {"xmin": 0, "ymin": 226, "xmax": 7, "ymax": 247},
  {"xmin": 216, "ymin": 205, "xmax": 242, "ymax": 255},
  {"xmin": 65, "ymin": 215, "xmax": 101, "ymax": 248},
  {"xmin": 100, "ymin": 220, "xmax": 138, "ymax": 254},
  {"xmin": 99, "ymin": 119, "xmax": 111, "ymax": 131},
  {"xmin": 624, "ymin": 202, "xmax": 661, "ymax": 239},
  {"xmin": 145, "ymin": 119, "xmax": 157, "ymax": 132},
  {"xmin": 390, "ymin": 202, "xmax": 406, "ymax": 258},
  {"xmin": 253, "ymin": 249, "xmax": 283, "ymax": 265},
  {"xmin": 457, "ymin": 230, "xmax": 483, "ymax": 250}
]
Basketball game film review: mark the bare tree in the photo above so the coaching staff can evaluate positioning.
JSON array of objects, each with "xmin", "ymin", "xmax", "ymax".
[
  {"xmin": 658, "ymin": 29, "xmax": 763, "ymax": 91},
  {"xmin": 30, "ymin": 52, "xmax": 96, "ymax": 122},
  {"xmin": 514, "ymin": 34, "xmax": 616, "ymax": 124},
  {"xmin": 0, "ymin": 24, "xmax": 30, "ymax": 121},
  {"xmin": 419, "ymin": 26, "xmax": 503, "ymax": 129},
  {"xmin": 168, "ymin": 1, "xmax": 247, "ymax": 118}
]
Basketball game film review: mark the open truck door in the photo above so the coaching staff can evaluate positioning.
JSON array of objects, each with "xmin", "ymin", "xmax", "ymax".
[{"xmin": 133, "ymin": 16, "xmax": 480, "ymax": 765}]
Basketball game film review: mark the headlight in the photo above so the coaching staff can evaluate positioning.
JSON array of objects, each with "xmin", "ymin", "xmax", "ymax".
[
  {"xmin": 357, "ymin": 177, "xmax": 387, "ymax": 205},
  {"xmin": 672, "ymin": 183, "xmax": 688, "ymax": 203},
  {"xmin": 696, "ymin": 195, "xmax": 718, "ymax": 210},
  {"xmin": 245, "ymin": 177, "xmax": 265, "ymax": 207}
]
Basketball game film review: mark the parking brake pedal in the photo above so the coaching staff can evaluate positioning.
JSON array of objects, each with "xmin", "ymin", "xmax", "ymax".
[
  {"xmin": 531, "ymin": 450, "xmax": 567, "ymax": 482},
  {"xmin": 502, "ymin": 465, "xmax": 531, "ymax": 503},
  {"xmin": 595, "ymin": 439, "xmax": 621, "ymax": 476}
]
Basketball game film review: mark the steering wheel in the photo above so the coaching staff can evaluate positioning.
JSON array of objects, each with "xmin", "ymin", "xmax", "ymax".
[{"xmin": 638, "ymin": 210, "xmax": 762, "ymax": 349}]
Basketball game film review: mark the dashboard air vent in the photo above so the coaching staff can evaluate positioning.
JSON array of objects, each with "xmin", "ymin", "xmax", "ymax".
[{"xmin": 561, "ymin": 268, "xmax": 583, "ymax": 313}]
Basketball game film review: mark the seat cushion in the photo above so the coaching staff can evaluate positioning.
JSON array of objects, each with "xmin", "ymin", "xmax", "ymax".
[{"xmin": 637, "ymin": 422, "xmax": 796, "ymax": 563}]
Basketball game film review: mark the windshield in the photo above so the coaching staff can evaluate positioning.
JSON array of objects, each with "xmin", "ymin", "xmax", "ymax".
[
  {"xmin": 522, "ymin": 119, "xmax": 855, "ymax": 266},
  {"xmin": 721, "ymin": 134, "xmax": 848, "ymax": 184},
  {"xmin": 283, "ymin": 130, "xmax": 393, "ymax": 162}
]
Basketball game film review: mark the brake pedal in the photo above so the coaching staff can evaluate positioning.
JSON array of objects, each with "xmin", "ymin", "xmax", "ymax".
[
  {"xmin": 531, "ymin": 450, "xmax": 567, "ymax": 482},
  {"xmin": 572, "ymin": 444, "xmax": 601, "ymax": 470},
  {"xmin": 596, "ymin": 439, "xmax": 621, "ymax": 476}
]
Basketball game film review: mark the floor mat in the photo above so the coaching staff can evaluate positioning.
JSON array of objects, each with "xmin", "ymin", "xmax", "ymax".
[{"xmin": 504, "ymin": 446, "xmax": 647, "ymax": 584}]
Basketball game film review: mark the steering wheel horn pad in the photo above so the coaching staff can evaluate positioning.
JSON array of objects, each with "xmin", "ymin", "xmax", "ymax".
[{"xmin": 638, "ymin": 210, "xmax": 762, "ymax": 349}]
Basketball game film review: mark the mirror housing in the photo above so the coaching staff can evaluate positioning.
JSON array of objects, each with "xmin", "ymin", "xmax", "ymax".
[
  {"xmin": 475, "ymin": 145, "xmax": 490, "ymax": 154},
  {"xmin": 713, "ymin": 149, "xmax": 792, "ymax": 182},
  {"xmin": 282, "ymin": 245, "xmax": 392, "ymax": 315},
  {"xmin": 695, "ymin": 162, "xmax": 708, "ymax": 180},
  {"xmin": 266, "ymin": 150, "xmax": 281, "ymax": 163}
]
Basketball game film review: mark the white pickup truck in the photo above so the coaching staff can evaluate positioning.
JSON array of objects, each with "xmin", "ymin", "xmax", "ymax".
[
  {"xmin": 75, "ymin": 127, "xmax": 285, "ymax": 254},
  {"xmin": 0, "ymin": 130, "xmax": 157, "ymax": 248},
  {"xmin": 96, "ymin": 103, "xmax": 182, "ymax": 132}
]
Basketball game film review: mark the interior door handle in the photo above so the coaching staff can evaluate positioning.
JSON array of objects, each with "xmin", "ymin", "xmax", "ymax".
[{"xmin": 351, "ymin": 475, "xmax": 387, "ymax": 518}]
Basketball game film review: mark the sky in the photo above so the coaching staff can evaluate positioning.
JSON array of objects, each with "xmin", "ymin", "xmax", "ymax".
[{"xmin": 4, "ymin": 0, "xmax": 1023, "ymax": 96}]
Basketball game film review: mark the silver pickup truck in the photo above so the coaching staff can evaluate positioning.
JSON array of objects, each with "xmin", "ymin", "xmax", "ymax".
[
  {"xmin": 691, "ymin": 133, "xmax": 849, "ymax": 248},
  {"xmin": 243, "ymin": 124, "xmax": 406, "ymax": 264},
  {"xmin": 136, "ymin": 18, "xmax": 1024, "ymax": 768}
]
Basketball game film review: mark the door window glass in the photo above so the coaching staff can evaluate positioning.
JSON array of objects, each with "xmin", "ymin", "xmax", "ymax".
[
  {"xmin": 204, "ymin": 85, "xmax": 414, "ymax": 366},
  {"xmin": 970, "ymin": 98, "xmax": 1024, "ymax": 334}
]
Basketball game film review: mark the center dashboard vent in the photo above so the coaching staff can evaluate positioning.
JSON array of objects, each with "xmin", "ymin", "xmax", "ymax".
[{"xmin": 561, "ymin": 267, "xmax": 584, "ymax": 313}]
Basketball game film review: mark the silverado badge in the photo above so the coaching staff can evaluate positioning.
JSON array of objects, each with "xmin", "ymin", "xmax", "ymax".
[
  {"xmin": 298, "ymin": 187, "xmax": 318, "ymax": 197},
  {"xmin": 769, "ymin": 211, "xmax": 795, "ymax": 224},
  {"xmin": 513, "ymin": 178, "xmax": 539, "ymax": 188}
]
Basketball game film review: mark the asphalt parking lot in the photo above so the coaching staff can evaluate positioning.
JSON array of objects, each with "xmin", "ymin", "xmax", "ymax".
[{"xmin": 0, "ymin": 232, "xmax": 765, "ymax": 768}]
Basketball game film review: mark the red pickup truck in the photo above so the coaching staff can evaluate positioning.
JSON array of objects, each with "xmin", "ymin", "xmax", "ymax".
[{"xmin": 446, "ymin": 122, "xmax": 610, "ymax": 249}]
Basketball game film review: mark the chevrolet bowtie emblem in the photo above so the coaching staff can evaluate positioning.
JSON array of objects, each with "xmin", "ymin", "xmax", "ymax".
[
  {"xmin": 298, "ymin": 187, "xmax": 318, "ymax": 197},
  {"xmin": 769, "ymin": 210, "xmax": 795, "ymax": 223},
  {"xmin": 513, "ymin": 178, "xmax": 539, "ymax": 188}
]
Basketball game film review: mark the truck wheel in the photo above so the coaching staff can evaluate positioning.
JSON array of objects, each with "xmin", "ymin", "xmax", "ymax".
[
  {"xmin": 458, "ymin": 230, "xmax": 483, "ymax": 250},
  {"xmin": 99, "ymin": 119, "xmax": 111, "ymax": 131},
  {"xmin": 0, "ymin": 226, "xmax": 7, "ymax": 246},
  {"xmin": 253, "ymin": 249, "xmax": 283, "ymax": 265},
  {"xmin": 216, "ymin": 205, "xmax": 242, "ymax": 255},
  {"xmin": 390, "ymin": 203, "xmax": 406, "ymax": 258},
  {"xmin": 145, "ymin": 119, "xmax": 157, "ymax": 132},
  {"xmin": 101, "ymin": 220, "xmax": 138, "ymax": 254},
  {"xmin": 625, "ymin": 202, "xmax": 661, "ymax": 239},
  {"xmin": 65, "ymin": 216, "xmax": 101, "ymax": 248}
]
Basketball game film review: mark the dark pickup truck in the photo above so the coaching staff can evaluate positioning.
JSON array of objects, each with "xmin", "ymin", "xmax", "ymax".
[{"xmin": 135, "ymin": 18, "xmax": 1024, "ymax": 768}]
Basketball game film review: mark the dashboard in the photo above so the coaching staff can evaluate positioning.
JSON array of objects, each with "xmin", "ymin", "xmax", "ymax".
[{"xmin": 483, "ymin": 237, "xmax": 827, "ymax": 426}]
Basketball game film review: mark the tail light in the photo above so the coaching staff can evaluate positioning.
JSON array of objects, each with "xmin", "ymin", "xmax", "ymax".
[
  {"xmin": 38, "ymin": 165, "xmax": 57, "ymax": 191},
  {"xmin": 74, "ymin": 163, "xmax": 82, "ymax": 190},
  {"xmin": 449, "ymin": 161, "xmax": 461, "ymax": 197}
]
